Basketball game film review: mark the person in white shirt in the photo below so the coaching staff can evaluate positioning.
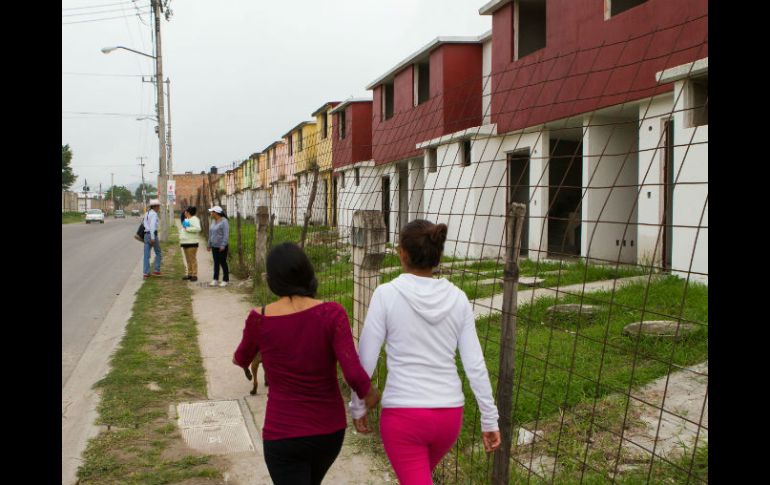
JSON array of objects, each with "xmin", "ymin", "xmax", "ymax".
[
  {"xmin": 350, "ymin": 219, "xmax": 500, "ymax": 484},
  {"xmin": 142, "ymin": 199, "xmax": 162, "ymax": 278}
]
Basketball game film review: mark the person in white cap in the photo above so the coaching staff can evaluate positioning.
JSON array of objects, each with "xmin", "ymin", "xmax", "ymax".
[
  {"xmin": 143, "ymin": 199, "xmax": 162, "ymax": 278},
  {"xmin": 207, "ymin": 205, "xmax": 230, "ymax": 287}
]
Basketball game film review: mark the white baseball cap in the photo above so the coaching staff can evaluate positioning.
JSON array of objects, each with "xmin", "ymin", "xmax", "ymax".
[
  {"xmin": 208, "ymin": 205, "xmax": 224, "ymax": 214},
  {"xmin": 148, "ymin": 199, "xmax": 161, "ymax": 206}
]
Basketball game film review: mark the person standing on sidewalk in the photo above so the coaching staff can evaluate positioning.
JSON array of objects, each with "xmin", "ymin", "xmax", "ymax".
[
  {"xmin": 207, "ymin": 205, "xmax": 230, "ymax": 288},
  {"xmin": 142, "ymin": 199, "xmax": 162, "ymax": 279},
  {"xmin": 180, "ymin": 206, "xmax": 201, "ymax": 282},
  {"xmin": 232, "ymin": 242, "xmax": 380, "ymax": 485},
  {"xmin": 350, "ymin": 220, "xmax": 501, "ymax": 484}
]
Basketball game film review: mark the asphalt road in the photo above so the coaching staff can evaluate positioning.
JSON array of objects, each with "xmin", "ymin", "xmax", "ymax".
[{"xmin": 61, "ymin": 216, "xmax": 144, "ymax": 387}]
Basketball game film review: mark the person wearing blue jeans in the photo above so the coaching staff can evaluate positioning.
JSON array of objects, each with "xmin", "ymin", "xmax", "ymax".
[{"xmin": 143, "ymin": 199, "xmax": 162, "ymax": 278}]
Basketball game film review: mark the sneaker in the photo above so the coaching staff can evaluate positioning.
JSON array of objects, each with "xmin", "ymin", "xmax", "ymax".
[
  {"xmin": 219, "ymin": 281, "xmax": 229, "ymax": 287},
  {"xmin": 190, "ymin": 276, "xmax": 198, "ymax": 282},
  {"xmin": 143, "ymin": 274, "xmax": 150, "ymax": 279},
  {"xmin": 152, "ymin": 271, "xmax": 162, "ymax": 276},
  {"xmin": 209, "ymin": 280, "xmax": 219, "ymax": 287},
  {"xmin": 182, "ymin": 275, "xmax": 191, "ymax": 281}
]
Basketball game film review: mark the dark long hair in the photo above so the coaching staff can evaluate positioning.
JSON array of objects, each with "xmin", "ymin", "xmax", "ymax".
[
  {"xmin": 266, "ymin": 242, "xmax": 318, "ymax": 298},
  {"xmin": 399, "ymin": 219, "xmax": 448, "ymax": 269}
]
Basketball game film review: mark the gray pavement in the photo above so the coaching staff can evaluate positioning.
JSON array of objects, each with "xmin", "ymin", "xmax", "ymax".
[{"xmin": 62, "ymin": 217, "xmax": 144, "ymax": 386}]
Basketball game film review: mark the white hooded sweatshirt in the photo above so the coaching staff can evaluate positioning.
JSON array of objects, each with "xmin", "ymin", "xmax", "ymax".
[{"xmin": 350, "ymin": 273, "xmax": 499, "ymax": 432}]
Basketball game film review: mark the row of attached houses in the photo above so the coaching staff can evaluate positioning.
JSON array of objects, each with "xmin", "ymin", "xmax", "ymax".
[{"xmin": 208, "ymin": 0, "xmax": 707, "ymax": 283}]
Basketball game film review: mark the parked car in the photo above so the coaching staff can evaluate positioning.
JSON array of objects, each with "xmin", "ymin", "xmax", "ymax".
[
  {"xmin": 85, "ymin": 209, "xmax": 105, "ymax": 224},
  {"xmin": 132, "ymin": 209, "xmax": 141, "ymax": 217},
  {"xmin": 114, "ymin": 210, "xmax": 125, "ymax": 218}
]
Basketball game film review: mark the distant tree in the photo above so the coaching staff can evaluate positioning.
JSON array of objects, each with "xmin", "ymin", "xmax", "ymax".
[
  {"xmin": 134, "ymin": 183, "xmax": 157, "ymax": 204},
  {"xmin": 62, "ymin": 145, "xmax": 77, "ymax": 190},
  {"xmin": 104, "ymin": 186, "xmax": 133, "ymax": 209}
]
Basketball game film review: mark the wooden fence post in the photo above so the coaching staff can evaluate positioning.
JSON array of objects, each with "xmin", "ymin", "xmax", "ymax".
[
  {"xmin": 351, "ymin": 210, "xmax": 387, "ymax": 339},
  {"xmin": 491, "ymin": 202, "xmax": 527, "ymax": 485}
]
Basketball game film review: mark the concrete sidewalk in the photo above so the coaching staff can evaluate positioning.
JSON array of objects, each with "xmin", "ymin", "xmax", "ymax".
[{"xmin": 186, "ymin": 230, "xmax": 391, "ymax": 484}]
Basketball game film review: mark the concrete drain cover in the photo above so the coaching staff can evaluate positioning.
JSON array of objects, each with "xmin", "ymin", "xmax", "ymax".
[
  {"xmin": 177, "ymin": 400, "xmax": 255, "ymax": 455},
  {"xmin": 623, "ymin": 320, "xmax": 699, "ymax": 340},
  {"xmin": 543, "ymin": 304, "xmax": 600, "ymax": 329}
]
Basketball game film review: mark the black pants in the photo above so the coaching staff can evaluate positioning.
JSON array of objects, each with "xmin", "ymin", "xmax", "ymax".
[
  {"xmin": 263, "ymin": 429, "xmax": 345, "ymax": 485},
  {"xmin": 212, "ymin": 246, "xmax": 229, "ymax": 282}
]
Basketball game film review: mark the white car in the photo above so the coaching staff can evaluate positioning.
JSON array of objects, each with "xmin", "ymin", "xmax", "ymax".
[{"xmin": 85, "ymin": 209, "xmax": 105, "ymax": 224}]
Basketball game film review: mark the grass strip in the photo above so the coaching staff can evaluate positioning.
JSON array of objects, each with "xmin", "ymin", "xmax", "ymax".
[{"xmin": 77, "ymin": 227, "xmax": 224, "ymax": 485}]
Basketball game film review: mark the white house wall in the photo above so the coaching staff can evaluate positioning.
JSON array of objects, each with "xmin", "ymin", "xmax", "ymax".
[
  {"xmin": 336, "ymin": 164, "xmax": 383, "ymax": 239},
  {"xmin": 582, "ymin": 116, "xmax": 639, "ymax": 264},
  {"xmin": 671, "ymin": 81, "xmax": 708, "ymax": 283}
]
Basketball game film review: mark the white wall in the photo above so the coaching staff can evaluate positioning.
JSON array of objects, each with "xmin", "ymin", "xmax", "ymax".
[
  {"xmin": 671, "ymin": 80, "xmax": 708, "ymax": 283},
  {"xmin": 296, "ymin": 172, "xmax": 326, "ymax": 225},
  {"xmin": 637, "ymin": 95, "xmax": 673, "ymax": 268},
  {"xmin": 271, "ymin": 182, "xmax": 294, "ymax": 225},
  {"xmin": 336, "ymin": 164, "xmax": 384, "ymax": 239},
  {"xmin": 582, "ymin": 116, "xmax": 639, "ymax": 264}
]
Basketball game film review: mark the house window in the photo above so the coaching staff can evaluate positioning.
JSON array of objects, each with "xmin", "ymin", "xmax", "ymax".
[
  {"xmin": 605, "ymin": 0, "xmax": 648, "ymax": 19},
  {"xmin": 460, "ymin": 141, "xmax": 471, "ymax": 167},
  {"xmin": 355, "ymin": 167, "xmax": 360, "ymax": 186},
  {"xmin": 414, "ymin": 62, "xmax": 430, "ymax": 106},
  {"xmin": 339, "ymin": 111, "xmax": 347, "ymax": 139},
  {"xmin": 514, "ymin": 0, "xmax": 546, "ymax": 60},
  {"xmin": 298, "ymin": 130, "xmax": 303, "ymax": 152},
  {"xmin": 382, "ymin": 82, "xmax": 394, "ymax": 120},
  {"xmin": 321, "ymin": 113, "xmax": 328, "ymax": 139},
  {"xmin": 686, "ymin": 76, "xmax": 708, "ymax": 128},
  {"xmin": 288, "ymin": 136, "xmax": 293, "ymax": 156},
  {"xmin": 341, "ymin": 172, "xmax": 346, "ymax": 189},
  {"xmin": 427, "ymin": 148, "xmax": 437, "ymax": 173}
]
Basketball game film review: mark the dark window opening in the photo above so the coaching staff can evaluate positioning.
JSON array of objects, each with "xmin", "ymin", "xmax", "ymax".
[
  {"xmin": 339, "ymin": 111, "xmax": 347, "ymax": 139},
  {"xmin": 687, "ymin": 76, "xmax": 708, "ymax": 127},
  {"xmin": 383, "ymin": 83, "xmax": 394, "ymax": 120},
  {"xmin": 427, "ymin": 148, "xmax": 437, "ymax": 173},
  {"xmin": 608, "ymin": 0, "xmax": 648, "ymax": 17},
  {"xmin": 341, "ymin": 172, "xmax": 345, "ymax": 189},
  {"xmin": 461, "ymin": 140, "xmax": 471, "ymax": 167},
  {"xmin": 321, "ymin": 113, "xmax": 328, "ymax": 139},
  {"xmin": 516, "ymin": 0, "xmax": 547, "ymax": 60},
  {"xmin": 298, "ymin": 130, "xmax": 303, "ymax": 152},
  {"xmin": 416, "ymin": 62, "xmax": 430, "ymax": 105},
  {"xmin": 355, "ymin": 167, "xmax": 360, "ymax": 186},
  {"xmin": 288, "ymin": 136, "xmax": 293, "ymax": 156}
]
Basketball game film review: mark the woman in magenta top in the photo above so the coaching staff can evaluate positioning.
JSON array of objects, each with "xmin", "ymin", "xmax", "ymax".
[{"xmin": 233, "ymin": 242, "xmax": 379, "ymax": 485}]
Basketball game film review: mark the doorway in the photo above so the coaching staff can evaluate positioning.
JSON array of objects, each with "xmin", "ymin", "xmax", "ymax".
[
  {"xmin": 548, "ymin": 139, "xmax": 582, "ymax": 257},
  {"xmin": 382, "ymin": 176, "xmax": 391, "ymax": 242},
  {"xmin": 507, "ymin": 149, "xmax": 530, "ymax": 256},
  {"xmin": 332, "ymin": 176, "xmax": 338, "ymax": 228},
  {"xmin": 662, "ymin": 118, "xmax": 674, "ymax": 271},
  {"xmin": 398, "ymin": 163, "xmax": 409, "ymax": 231}
]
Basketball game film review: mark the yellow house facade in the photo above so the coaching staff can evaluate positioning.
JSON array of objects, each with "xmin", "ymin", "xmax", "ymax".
[{"xmin": 312, "ymin": 101, "xmax": 340, "ymax": 226}]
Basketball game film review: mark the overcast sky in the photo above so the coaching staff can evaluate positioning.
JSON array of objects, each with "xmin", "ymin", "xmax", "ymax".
[{"xmin": 62, "ymin": 0, "xmax": 490, "ymax": 192}]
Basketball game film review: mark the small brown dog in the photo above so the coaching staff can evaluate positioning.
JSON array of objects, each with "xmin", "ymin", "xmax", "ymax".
[{"xmin": 243, "ymin": 352, "xmax": 268, "ymax": 395}]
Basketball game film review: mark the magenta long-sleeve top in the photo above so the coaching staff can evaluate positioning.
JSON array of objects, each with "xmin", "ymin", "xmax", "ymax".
[{"xmin": 233, "ymin": 302, "xmax": 371, "ymax": 441}]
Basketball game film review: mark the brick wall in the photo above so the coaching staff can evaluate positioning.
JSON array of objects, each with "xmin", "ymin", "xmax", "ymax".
[{"xmin": 173, "ymin": 174, "xmax": 208, "ymax": 210}]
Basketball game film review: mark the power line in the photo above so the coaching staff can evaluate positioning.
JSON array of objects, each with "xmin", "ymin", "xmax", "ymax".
[
  {"xmin": 62, "ymin": 71, "xmax": 144, "ymax": 77},
  {"xmin": 62, "ymin": 5, "xmax": 150, "ymax": 17},
  {"xmin": 62, "ymin": 1, "xmax": 141, "ymax": 11},
  {"xmin": 62, "ymin": 110, "xmax": 154, "ymax": 117},
  {"xmin": 62, "ymin": 12, "xmax": 148, "ymax": 25}
]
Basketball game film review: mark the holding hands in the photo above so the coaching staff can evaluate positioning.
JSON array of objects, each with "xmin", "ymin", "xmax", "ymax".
[{"xmin": 352, "ymin": 386, "xmax": 380, "ymax": 434}]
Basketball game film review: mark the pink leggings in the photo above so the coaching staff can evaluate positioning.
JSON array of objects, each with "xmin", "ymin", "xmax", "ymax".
[{"xmin": 380, "ymin": 407, "xmax": 463, "ymax": 485}]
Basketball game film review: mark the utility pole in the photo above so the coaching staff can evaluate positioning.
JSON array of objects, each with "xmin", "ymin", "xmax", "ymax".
[
  {"xmin": 111, "ymin": 173, "xmax": 115, "ymax": 211},
  {"xmin": 165, "ymin": 78, "xmax": 173, "ymax": 224},
  {"xmin": 152, "ymin": 0, "xmax": 169, "ymax": 241},
  {"xmin": 138, "ymin": 157, "xmax": 148, "ymax": 212}
]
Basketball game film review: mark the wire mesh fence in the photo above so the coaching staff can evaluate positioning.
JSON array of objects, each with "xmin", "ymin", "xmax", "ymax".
[{"xmin": 187, "ymin": 11, "xmax": 707, "ymax": 483}]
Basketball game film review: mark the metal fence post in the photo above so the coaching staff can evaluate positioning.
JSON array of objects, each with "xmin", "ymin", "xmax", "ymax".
[
  {"xmin": 351, "ymin": 210, "xmax": 387, "ymax": 339},
  {"xmin": 491, "ymin": 202, "xmax": 527, "ymax": 485}
]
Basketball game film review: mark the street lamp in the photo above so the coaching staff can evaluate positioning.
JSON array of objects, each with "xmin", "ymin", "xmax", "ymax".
[
  {"xmin": 102, "ymin": 43, "xmax": 169, "ymax": 241},
  {"xmin": 101, "ymin": 46, "xmax": 156, "ymax": 59}
]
